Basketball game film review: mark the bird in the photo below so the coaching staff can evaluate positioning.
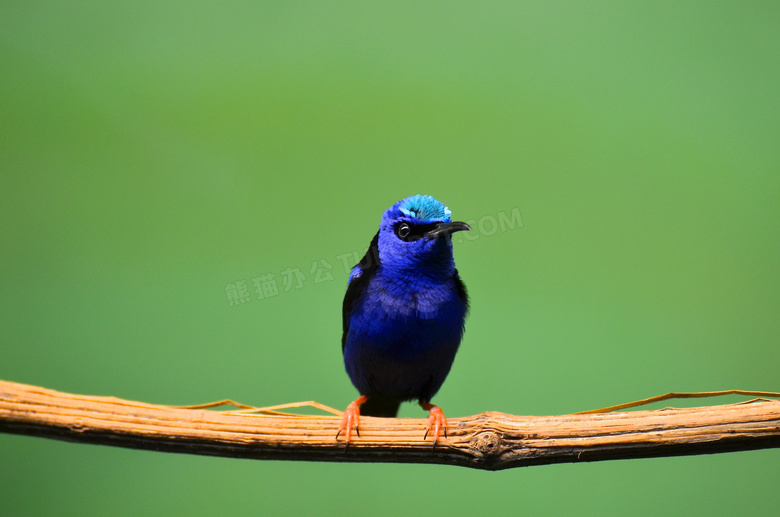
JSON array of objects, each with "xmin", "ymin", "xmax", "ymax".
[{"xmin": 338, "ymin": 194, "xmax": 471, "ymax": 445}]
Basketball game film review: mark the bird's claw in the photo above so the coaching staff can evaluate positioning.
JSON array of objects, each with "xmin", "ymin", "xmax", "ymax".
[
  {"xmin": 336, "ymin": 396, "xmax": 366, "ymax": 445},
  {"xmin": 422, "ymin": 404, "xmax": 447, "ymax": 445}
]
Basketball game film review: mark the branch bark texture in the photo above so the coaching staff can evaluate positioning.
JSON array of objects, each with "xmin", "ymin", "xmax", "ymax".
[{"xmin": 1, "ymin": 380, "xmax": 779, "ymax": 470}]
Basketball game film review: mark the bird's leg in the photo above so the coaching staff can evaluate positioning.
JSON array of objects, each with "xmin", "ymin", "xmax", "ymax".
[
  {"xmin": 420, "ymin": 402, "xmax": 447, "ymax": 445},
  {"xmin": 336, "ymin": 395, "xmax": 368, "ymax": 445}
]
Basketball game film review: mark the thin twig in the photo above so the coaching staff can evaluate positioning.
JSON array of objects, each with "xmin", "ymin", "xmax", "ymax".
[
  {"xmin": 174, "ymin": 400, "xmax": 343, "ymax": 417},
  {"xmin": 575, "ymin": 390, "xmax": 780, "ymax": 414},
  {"xmin": 1, "ymin": 380, "xmax": 779, "ymax": 471}
]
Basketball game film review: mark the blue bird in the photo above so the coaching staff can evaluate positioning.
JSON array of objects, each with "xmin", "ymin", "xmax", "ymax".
[{"xmin": 338, "ymin": 195, "xmax": 471, "ymax": 444}]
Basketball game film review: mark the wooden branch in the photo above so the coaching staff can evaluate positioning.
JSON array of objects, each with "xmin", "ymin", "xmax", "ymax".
[{"xmin": 1, "ymin": 380, "xmax": 779, "ymax": 471}]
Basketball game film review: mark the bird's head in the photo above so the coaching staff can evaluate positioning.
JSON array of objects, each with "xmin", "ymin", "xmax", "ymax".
[{"xmin": 377, "ymin": 195, "xmax": 471, "ymax": 276}]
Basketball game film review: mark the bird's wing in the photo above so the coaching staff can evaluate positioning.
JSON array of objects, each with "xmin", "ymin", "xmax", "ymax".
[
  {"xmin": 342, "ymin": 231, "xmax": 381, "ymax": 353},
  {"xmin": 453, "ymin": 268, "xmax": 470, "ymax": 313}
]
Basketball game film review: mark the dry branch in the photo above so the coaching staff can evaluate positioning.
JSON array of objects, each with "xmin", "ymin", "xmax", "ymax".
[{"xmin": 1, "ymin": 380, "xmax": 779, "ymax": 471}]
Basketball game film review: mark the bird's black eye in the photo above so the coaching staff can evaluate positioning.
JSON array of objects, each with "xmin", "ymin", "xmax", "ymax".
[{"xmin": 395, "ymin": 222, "xmax": 411, "ymax": 240}]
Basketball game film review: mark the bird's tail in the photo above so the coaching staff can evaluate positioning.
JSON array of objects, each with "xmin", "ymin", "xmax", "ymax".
[{"xmin": 360, "ymin": 396, "xmax": 401, "ymax": 417}]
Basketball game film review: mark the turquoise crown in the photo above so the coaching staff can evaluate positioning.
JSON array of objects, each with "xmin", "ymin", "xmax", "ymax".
[{"xmin": 396, "ymin": 194, "xmax": 452, "ymax": 222}]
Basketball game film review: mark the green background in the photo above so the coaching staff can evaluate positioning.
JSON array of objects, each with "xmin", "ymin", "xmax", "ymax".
[{"xmin": 2, "ymin": 2, "xmax": 779, "ymax": 515}]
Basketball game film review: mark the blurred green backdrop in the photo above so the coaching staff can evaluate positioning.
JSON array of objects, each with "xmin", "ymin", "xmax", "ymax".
[{"xmin": 2, "ymin": 2, "xmax": 779, "ymax": 515}]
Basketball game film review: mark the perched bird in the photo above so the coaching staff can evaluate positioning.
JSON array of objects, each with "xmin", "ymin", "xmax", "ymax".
[{"xmin": 338, "ymin": 195, "xmax": 471, "ymax": 444}]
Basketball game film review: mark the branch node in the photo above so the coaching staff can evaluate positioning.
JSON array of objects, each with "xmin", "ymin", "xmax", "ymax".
[{"xmin": 471, "ymin": 430, "xmax": 502, "ymax": 458}]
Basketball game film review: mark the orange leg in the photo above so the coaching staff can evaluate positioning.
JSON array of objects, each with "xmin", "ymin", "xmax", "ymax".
[
  {"xmin": 336, "ymin": 395, "xmax": 368, "ymax": 445},
  {"xmin": 420, "ymin": 402, "xmax": 447, "ymax": 445}
]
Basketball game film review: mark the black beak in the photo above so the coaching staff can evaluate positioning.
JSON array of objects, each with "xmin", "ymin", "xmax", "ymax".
[{"xmin": 424, "ymin": 221, "xmax": 472, "ymax": 239}]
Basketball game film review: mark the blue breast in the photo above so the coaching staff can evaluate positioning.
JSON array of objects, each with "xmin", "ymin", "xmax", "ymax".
[{"xmin": 343, "ymin": 269, "xmax": 467, "ymax": 402}]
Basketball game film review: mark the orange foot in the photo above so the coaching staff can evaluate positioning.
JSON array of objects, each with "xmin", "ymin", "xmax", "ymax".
[
  {"xmin": 420, "ymin": 402, "xmax": 447, "ymax": 445},
  {"xmin": 336, "ymin": 395, "xmax": 368, "ymax": 445}
]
